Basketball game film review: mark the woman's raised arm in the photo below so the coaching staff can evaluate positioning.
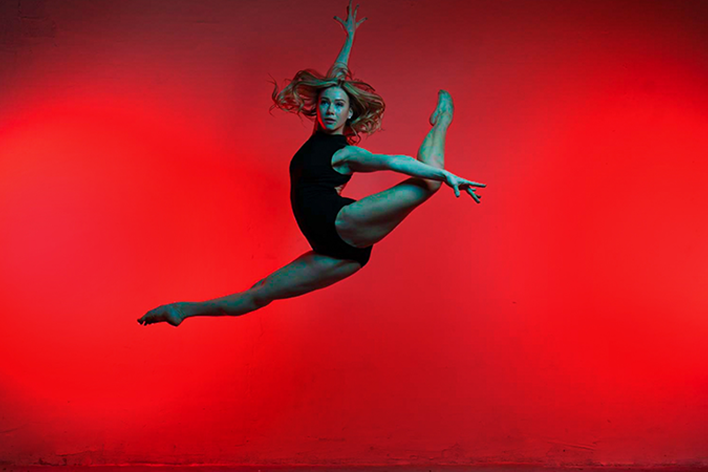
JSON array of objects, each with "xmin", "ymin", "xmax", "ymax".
[{"xmin": 332, "ymin": 0, "xmax": 368, "ymax": 68}]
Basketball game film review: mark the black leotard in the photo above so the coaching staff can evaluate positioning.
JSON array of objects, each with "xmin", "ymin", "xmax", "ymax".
[{"xmin": 289, "ymin": 130, "xmax": 373, "ymax": 267}]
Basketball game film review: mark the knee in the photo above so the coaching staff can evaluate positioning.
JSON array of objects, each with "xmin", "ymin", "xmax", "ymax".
[
  {"xmin": 250, "ymin": 287, "xmax": 271, "ymax": 309},
  {"xmin": 411, "ymin": 178, "xmax": 441, "ymax": 193},
  {"xmin": 249, "ymin": 279, "xmax": 271, "ymax": 308},
  {"xmin": 427, "ymin": 180, "xmax": 442, "ymax": 192}
]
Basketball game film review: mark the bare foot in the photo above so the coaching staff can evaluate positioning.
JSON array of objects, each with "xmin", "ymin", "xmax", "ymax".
[
  {"xmin": 429, "ymin": 89, "xmax": 454, "ymax": 126},
  {"xmin": 137, "ymin": 302, "xmax": 187, "ymax": 327}
]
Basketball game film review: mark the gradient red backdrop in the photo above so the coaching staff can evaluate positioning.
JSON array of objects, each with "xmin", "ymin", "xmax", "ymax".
[{"xmin": 1, "ymin": 0, "xmax": 707, "ymax": 466}]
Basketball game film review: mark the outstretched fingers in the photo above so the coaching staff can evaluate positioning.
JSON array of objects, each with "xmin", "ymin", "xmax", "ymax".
[
  {"xmin": 354, "ymin": 2, "xmax": 368, "ymax": 27},
  {"xmin": 335, "ymin": 0, "xmax": 367, "ymax": 34},
  {"xmin": 467, "ymin": 187, "xmax": 482, "ymax": 203},
  {"xmin": 461, "ymin": 181, "xmax": 486, "ymax": 203}
]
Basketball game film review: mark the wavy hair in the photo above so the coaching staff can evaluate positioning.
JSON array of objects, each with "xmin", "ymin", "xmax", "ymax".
[{"xmin": 269, "ymin": 63, "xmax": 385, "ymax": 145}]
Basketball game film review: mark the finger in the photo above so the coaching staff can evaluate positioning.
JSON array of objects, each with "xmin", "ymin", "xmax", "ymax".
[
  {"xmin": 467, "ymin": 181, "xmax": 486, "ymax": 188},
  {"xmin": 334, "ymin": 15, "xmax": 343, "ymax": 24},
  {"xmin": 354, "ymin": 4, "xmax": 359, "ymax": 17},
  {"xmin": 469, "ymin": 188, "xmax": 481, "ymax": 203},
  {"xmin": 357, "ymin": 17, "xmax": 367, "ymax": 26}
]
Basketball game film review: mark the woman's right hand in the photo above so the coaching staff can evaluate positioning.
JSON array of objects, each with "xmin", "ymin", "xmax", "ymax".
[
  {"xmin": 443, "ymin": 170, "xmax": 486, "ymax": 203},
  {"xmin": 334, "ymin": 0, "xmax": 367, "ymax": 37}
]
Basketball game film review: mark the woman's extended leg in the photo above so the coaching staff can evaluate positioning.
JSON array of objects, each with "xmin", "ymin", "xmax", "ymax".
[
  {"xmin": 336, "ymin": 90, "xmax": 454, "ymax": 249},
  {"xmin": 418, "ymin": 90, "xmax": 450, "ymax": 177},
  {"xmin": 138, "ymin": 251, "xmax": 362, "ymax": 326}
]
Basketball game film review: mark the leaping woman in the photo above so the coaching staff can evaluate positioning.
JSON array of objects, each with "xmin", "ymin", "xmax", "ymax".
[{"xmin": 138, "ymin": 0, "xmax": 486, "ymax": 327}]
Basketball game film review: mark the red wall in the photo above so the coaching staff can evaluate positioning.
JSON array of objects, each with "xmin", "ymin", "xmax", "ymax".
[{"xmin": 1, "ymin": 0, "xmax": 707, "ymax": 466}]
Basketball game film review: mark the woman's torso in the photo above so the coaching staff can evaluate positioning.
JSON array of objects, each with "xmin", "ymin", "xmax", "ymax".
[{"xmin": 289, "ymin": 130, "xmax": 352, "ymax": 200}]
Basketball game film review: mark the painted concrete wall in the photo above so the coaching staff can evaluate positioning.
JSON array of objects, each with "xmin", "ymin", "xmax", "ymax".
[{"xmin": 1, "ymin": 0, "xmax": 707, "ymax": 466}]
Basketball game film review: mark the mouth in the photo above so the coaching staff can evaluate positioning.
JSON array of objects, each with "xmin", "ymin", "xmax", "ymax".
[{"xmin": 324, "ymin": 118, "xmax": 336, "ymax": 123}]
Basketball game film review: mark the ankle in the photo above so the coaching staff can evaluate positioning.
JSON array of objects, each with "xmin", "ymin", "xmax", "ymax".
[
  {"xmin": 435, "ymin": 114, "xmax": 452, "ymax": 128},
  {"xmin": 180, "ymin": 301, "xmax": 198, "ymax": 319}
]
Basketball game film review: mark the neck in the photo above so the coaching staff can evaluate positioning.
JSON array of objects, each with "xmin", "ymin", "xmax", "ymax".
[
  {"xmin": 315, "ymin": 123, "xmax": 346, "ymax": 136},
  {"xmin": 318, "ymin": 129, "xmax": 344, "ymax": 136}
]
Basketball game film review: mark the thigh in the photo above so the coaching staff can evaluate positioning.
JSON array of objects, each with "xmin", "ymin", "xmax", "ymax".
[
  {"xmin": 296, "ymin": 193, "xmax": 374, "ymax": 268},
  {"xmin": 253, "ymin": 250, "xmax": 362, "ymax": 304},
  {"xmin": 336, "ymin": 177, "xmax": 435, "ymax": 248}
]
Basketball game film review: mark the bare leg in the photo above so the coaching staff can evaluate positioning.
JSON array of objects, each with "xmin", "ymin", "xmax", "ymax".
[
  {"xmin": 336, "ymin": 90, "xmax": 454, "ymax": 248},
  {"xmin": 417, "ymin": 90, "xmax": 454, "ymax": 187},
  {"xmin": 138, "ymin": 251, "xmax": 362, "ymax": 327}
]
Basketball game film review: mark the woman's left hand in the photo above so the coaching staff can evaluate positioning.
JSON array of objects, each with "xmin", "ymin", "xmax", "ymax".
[
  {"xmin": 443, "ymin": 170, "xmax": 487, "ymax": 203},
  {"xmin": 334, "ymin": 0, "xmax": 367, "ymax": 36}
]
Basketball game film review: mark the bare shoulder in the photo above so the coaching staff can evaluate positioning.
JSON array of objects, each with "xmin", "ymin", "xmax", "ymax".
[
  {"xmin": 339, "ymin": 145, "xmax": 373, "ymax": 161},
  {"xmin": 333, "ymin": 145, "xmax": 371, "ymax": 163},
  {"xmin": 331, "ymin": 146, "xmax": 353, "ymax": 176},
  {"xmin": 334, "ymin": 146, "xmax": 391, "ymax": 174}
]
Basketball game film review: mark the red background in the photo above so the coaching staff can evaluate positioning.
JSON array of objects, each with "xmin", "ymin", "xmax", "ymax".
[{"xmin": 1, "ymin": 0, "xmax": 707, "ymax": 466}]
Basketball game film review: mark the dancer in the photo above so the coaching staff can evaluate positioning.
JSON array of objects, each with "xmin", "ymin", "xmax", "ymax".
[{"xmin": 138, "ymin": 0, "xmax": 486, "ymax": 327}]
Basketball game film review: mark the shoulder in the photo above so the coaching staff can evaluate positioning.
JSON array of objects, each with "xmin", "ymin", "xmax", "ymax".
[
  {"xmin": 333, "ymin": 145, "xmax": 372, "ymax": 166},
  {"xmin": 331, "ymin": 145, "xmax": 365, "ymax": 176},
  {"xmin": 337, "ymin": 145, "xmax": 373, "ymax": 161},
  {"xmin": 332, "ymin": 146, "xmax": 377, "ymax": 175}
]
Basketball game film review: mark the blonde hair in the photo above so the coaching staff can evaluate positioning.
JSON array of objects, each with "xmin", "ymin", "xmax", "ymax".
[{"xmin": 269, "ymin": 63, "xmax": 385, "ymax": 145}]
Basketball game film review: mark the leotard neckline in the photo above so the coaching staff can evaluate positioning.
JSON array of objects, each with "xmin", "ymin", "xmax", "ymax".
[{"xmin": 314, "ymin": 129, "xmax": 348, "ymax": 141}]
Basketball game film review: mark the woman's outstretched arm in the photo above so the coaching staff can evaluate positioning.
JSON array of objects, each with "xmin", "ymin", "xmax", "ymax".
[
  {"xmin": 343, "ymin": 148, "xmax": 487, "ymax": 201},
  {"xmin": 333, "ymin": 0, "xmax": 368, "ymax": 68}
]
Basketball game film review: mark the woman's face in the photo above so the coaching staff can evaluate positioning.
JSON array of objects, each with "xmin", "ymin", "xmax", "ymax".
[{"xmin": 318, "ymin": 86, "xmax": 353, "ymax": 135}]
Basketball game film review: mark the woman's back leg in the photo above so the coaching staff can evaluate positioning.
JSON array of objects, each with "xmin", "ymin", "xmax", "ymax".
[
  {"xmin": 250, "ymin": 251, "xmax": 362, "ymax": 308},
  {"xmin": 138, "ymin": 251, "xmax": 361, "ymax": 326}
]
